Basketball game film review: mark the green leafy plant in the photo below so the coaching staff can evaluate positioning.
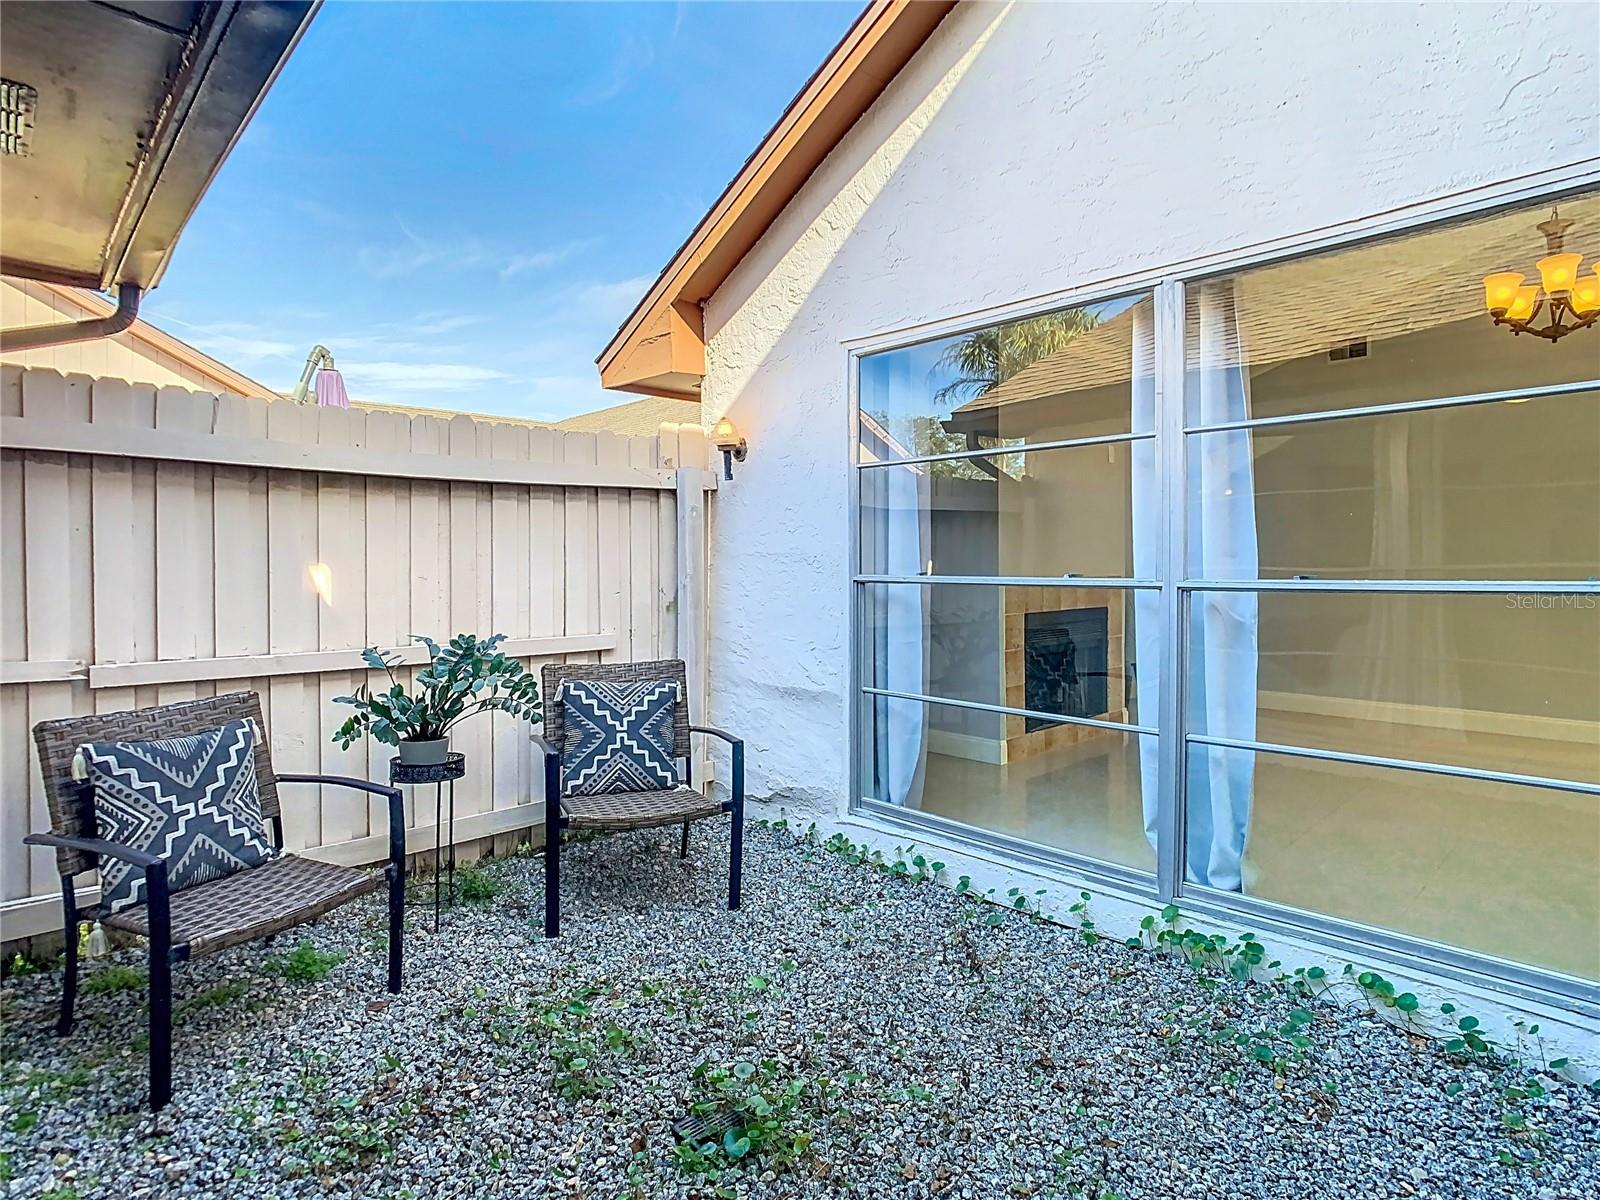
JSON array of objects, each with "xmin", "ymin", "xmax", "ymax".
[
  {"xmin": 332, "ymin": 633, "xmax": 541, "ymax": 749},
  {"xmin": 673, "ymin": 1058, "xmax": 825, "ymax": 1177},
  {"xmin": 456, "ymin": 865, "xmax": 500, "ymax": 905},
  {"xmin": 265, "ymin": 941, "xmax": 347, "ymax": 984},
  {"xmin": 1439, "ymin": 1004, "xmax": 1496, "ymax": 1063},
  {"xmin": 526, "ymin": 985, "xmax": 635, "ymax": 1101},
  {"xmin": 82, "ymin": 963, "xmax": 147, "ymax": 995},
  {"xmin": 175, "ymin": 979, "xmax": 254, "ymax": 1019}
]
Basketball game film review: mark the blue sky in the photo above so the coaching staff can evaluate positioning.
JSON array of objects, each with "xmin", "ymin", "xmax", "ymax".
[{"xmin": 146, "ymin": 1, "xmax": 857, "ymax": 420}]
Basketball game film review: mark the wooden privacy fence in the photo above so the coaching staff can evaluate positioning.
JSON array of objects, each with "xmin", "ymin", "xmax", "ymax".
[{"xmin": 0, "ymin": 366, "xmax": 712, "ymax": 942}]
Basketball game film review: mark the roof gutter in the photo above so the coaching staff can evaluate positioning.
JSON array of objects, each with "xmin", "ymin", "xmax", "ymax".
[{"xmin": 0, "ymin": 283, "xmax": 144, "ymax": 353}]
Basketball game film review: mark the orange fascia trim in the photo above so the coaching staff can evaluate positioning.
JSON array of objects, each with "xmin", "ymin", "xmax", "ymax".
[{"xmin": 596, "ymin": 0, "xmax": 956, "ymax": 396}]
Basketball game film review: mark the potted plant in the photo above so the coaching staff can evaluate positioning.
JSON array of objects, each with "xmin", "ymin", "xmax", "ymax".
[{"xmin": 332, "ymin": 633, "xmax": 542, "ymax": 766}]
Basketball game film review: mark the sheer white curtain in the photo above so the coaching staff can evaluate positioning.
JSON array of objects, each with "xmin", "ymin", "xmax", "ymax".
[
  {"xmin": 1188, "ymin": 281, "xmax": 1258, "ymax": 890},
  {"xmin": 859, "ymin": 400, "xmax": 931, "ymax": 810},
  {"xmin": 1131, "ymin": 300, "xmax": 1163, "ymax": 852},
  {"xmin": 1133, "ymin": 283, "xmax": 1259, "ymax": 891},
  {"xmin": 1359, "ymin": 419, "xmax": 1462, "ymax": 734}
]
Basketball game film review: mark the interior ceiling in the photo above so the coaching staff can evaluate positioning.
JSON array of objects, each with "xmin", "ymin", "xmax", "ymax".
[
  {"xmin": 946, "ymin": 190, "xmax": 1600, "ymax": 425},
  {"xmin": 0, "ymin": 0, "xmax": 315, "ymax": 291}
]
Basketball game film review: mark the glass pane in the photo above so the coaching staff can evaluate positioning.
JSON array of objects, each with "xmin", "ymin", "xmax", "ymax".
[
  {"xmin": 1187, "ymin": 390, "xmax": 1600, "ymax": 580},
  {"xmin": 862, "ymin": 584, "xmax": 1145, "ymax": 728},
  {"xmin": 1186, "ymin": 191, "xmax": 1600, "ymax": 426},
  {"xmin": 1187, "ymin": 591, "xmax": 1600, "ymax": 785},
  {"xmin": 858, "ymin": 294, "xmax": 1152, "ymax": 460},
  {"xmin": 861, "ymin": 693, "xmax": 1154, "ymax": 873},
  {"xmin": 1186, "ymin": 743, "xmax": 1599, "ymax": 980},
  {"xmin": 858, "ymin": 443, "xmax": 1140, "ymax": 579}
]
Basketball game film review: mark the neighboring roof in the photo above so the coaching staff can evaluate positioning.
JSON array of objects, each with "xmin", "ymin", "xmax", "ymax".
[
  {"xmin": 595, "ymin": 0, "xmax": 955, "ymax": 400},
  {"xmin": 554, "ymin": 395, "xmax": 701, "ymax": 437},
  {"xmin": 3, "ymin": 278, "xmax": 280, "ymax": 398},
  {"xmin": 0, "ymin": 0, "xmax": 316, "ymax": 291}
]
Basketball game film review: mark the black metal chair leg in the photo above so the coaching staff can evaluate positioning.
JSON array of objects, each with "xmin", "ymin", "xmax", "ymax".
[
  {"xmin": 56, "ymin": 876, "xmax": 78, "ymax": 1037},
  {"xmin": 542, "ymin": 747, "xmax": 561, "ymax": 938},
  {"xmin": 679, "ymin": 821, "xmax": 690, "ymax": 859},
  {"xmin": 146, "ymin": 864, "xmax": 173, "ymax": 1111},
  {"xmin": 728, "ymin": 741, "xmax": 745, "ymax": 912},
  {"xmin": 544, "ymin": 829, "xmax": 560, "ymax": 938},
  {"xmin": 385, "ymin": 862, "xmax": 404, "ymax": 994}
]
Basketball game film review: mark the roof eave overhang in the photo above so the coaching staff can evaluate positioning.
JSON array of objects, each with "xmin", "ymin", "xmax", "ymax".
[
  {"xmin": 595, "ymin": 0, "xmax": 956, "ymax": 397},
  {"xmin": 0, "ymin": 0, "xmax": 318, "ymax": 293}
]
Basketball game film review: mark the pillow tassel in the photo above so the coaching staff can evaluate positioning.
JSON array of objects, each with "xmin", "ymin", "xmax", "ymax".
[
  {"xmin": 86, "ymin": 921, "xmax": 110, "ymax": 959},
  {"xmin": 71, "ymin": 747, "xmax": 89, "ymax": 782}
]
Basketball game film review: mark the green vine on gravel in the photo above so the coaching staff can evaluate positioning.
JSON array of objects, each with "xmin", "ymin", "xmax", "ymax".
[{"xmin": 763, "ymin": 819, "xmax": 1599, "ymax": 1104}]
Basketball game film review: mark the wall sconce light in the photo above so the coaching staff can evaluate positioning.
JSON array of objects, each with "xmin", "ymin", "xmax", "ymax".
[{"xmin": 710, "ymin": 416, "xmax": 748, "ymax": 480}]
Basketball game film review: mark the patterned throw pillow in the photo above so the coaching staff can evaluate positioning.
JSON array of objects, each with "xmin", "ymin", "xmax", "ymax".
[
  {"xmin": 559, "ymin": 679, "xmax": 679, "ymax": 797},
  {"xmin": 79, "ymin": 719, "xmax": 276, "ymax": 914}
]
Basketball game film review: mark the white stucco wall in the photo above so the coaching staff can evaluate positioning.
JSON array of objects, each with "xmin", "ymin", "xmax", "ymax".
[{"xmin": 696, "ymin": 1, "xmax": 1600, "ymax": 1053}]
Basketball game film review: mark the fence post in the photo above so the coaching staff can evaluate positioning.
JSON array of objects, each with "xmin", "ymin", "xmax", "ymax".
[{"xmin": 675, "ymin": 432, "xmax": 710, "ymax": 786}]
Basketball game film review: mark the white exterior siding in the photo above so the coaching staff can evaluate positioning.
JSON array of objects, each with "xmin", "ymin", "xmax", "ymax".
[{"xmin": 696, "ymin": 1, "xmax": 1599, "ymax": 1052}]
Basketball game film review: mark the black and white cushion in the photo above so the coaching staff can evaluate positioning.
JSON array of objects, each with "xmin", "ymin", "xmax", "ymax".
[
  {"xmin": 78, "ymin": 719, "xmax": 276, "ymax": 914},
  {"xmin": 559, "ymin": 679, "xmax": 679, "ymax": 797}
]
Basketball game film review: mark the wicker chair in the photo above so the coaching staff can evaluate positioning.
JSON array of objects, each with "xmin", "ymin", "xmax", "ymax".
[
  {"xmin": 533, "ymin": 659, "xmax": 744, "ymax": 937},
  {"xmin": 24, "ymin": 692, "xmax": 405, "ymax": 1110}
]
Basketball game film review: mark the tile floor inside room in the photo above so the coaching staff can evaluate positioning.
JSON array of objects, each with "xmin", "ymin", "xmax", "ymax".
[{"xmin": 909, "ymin": 712, "xmax": 1599, "ymax": 980}]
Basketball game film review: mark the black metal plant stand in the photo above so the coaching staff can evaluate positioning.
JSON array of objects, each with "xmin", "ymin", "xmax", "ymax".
[{"xmin": 389, "ymin": 753, "xmax": 466, "ymax": 931}]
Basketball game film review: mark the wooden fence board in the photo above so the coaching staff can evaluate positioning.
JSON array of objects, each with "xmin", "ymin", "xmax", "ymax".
[{"xmin": 0, "ymin": 370, "xmax": 703, "ymax": 943}]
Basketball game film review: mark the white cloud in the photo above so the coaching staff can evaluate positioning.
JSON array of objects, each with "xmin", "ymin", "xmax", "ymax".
[
  {"xmin": 356, "ymin": 218, "xmax": 590, "ymax": 282},
  {"xmin": 498, "ymin": 242, "xmax": 589, "ymax": 280},
  {"xmin": 340, "ymin": 361, "xmax": 513, "ymax": 394},
  {"xmin": 571, "ymin": 32, "xmax": 655, "ymax": 105},
  {"xmin": 405, "ymin": 313, "xmax": 486, "ymax": 336},
  {"xmin": 187, "ymin": 332, "xmax": 301, "ymax": 361},
  {"xmin": 575, "ymin": 274, "xmax": 655, "ymax": 318}
]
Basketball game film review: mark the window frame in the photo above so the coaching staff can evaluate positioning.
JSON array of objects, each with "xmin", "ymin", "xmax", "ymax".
[{"xmin": 845, "ymin": 175, "xmax": 1600, "ymax": 1009}]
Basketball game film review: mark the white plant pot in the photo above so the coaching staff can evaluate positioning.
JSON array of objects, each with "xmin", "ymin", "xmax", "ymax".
[{"xmin": 398, "ymin": 737, "xmax": 450, "ymax": 766}]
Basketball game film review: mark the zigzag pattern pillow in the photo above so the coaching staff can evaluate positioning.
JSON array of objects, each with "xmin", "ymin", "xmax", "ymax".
[
  {"xmin": 559, "ymin": 679, "xmax": 679, "ymax": 797},
  {"xmin": 80, "ymin": 719, "xmax": 276, "ymax": 914}
]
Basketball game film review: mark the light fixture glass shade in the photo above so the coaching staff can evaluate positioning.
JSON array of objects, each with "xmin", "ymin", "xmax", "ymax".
[
  {"xmin": 711, "ymin": 416, "xmax": 740, "ymax": 448},
  {"xmin": 1536, "ymin": 251, "xmax": 1583, "ymax": 295},
  {"xmin": 1569, "ymin": 271, "xmax": 1600, "ymax": 316},
  {"xmin": 1504, "ymin": 286, "xmax": 1540, "ymax": 323},
  {"xmin": 1482, "ymin": 271, "xmax": 1525, "ymax": 314}
]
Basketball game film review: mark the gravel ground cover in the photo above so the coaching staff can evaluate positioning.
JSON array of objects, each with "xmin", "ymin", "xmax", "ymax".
[{"xmin": 2, "ymin": 820, "xmax": 1596, "ymax": 1200}]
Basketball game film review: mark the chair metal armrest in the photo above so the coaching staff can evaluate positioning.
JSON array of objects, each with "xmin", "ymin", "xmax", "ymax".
[
  {"xmin": 689, "ymin": 725, "xmax": 742, "ymax": 748},
  {"xmin": 25, "ymin": 831, "xmax": 164, "ymax": 872},
  {"xmin": 689, "ymin": 727, "xmax": 745, "ymax": 810},
  {"xmin": 276, "ymin": 772, "xmax": 401, "ymax": 799},
  {"xmin": 275, "ymin": 773, "xmax": 405, "ymax": 864},
  {"xmin": 529, "ymin": 732, "xmax": 559, "ymax": 759}
]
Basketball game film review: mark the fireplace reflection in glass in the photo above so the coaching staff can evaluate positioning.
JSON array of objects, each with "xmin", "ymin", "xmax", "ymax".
[{"xmin": 1023, "ymin": 607, "xmax": 1109, "ymax": 731}]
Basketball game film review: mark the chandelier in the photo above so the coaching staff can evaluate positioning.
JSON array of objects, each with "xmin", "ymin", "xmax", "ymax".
[{"xmin": 1482, "ymin": 209, "xmax": 1599, "ymax": 341}]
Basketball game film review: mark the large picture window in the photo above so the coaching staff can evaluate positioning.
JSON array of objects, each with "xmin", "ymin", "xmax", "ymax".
[
  {"xmin": 853, "ymin": 191, "xmax": 1600, "ymax": 989},
  {"xmin": 855, "ymin": 292, "xmax": 1158, "ymax": 879}
]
